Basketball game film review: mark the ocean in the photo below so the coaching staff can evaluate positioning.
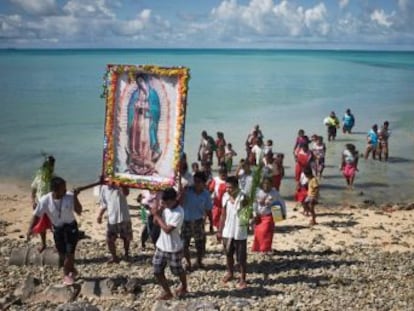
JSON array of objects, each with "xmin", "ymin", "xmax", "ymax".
[{"xmin": 0, "ymin": 49, "xmax": 413, "ymax": 205}]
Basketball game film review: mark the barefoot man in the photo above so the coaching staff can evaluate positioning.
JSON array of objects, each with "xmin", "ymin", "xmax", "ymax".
[
  {"xmin": 151, "ymin": 187, "xmax": 188, "ymax": 300},
  {"xmin": 217, "ymin": 176, "xmax": 249, "ymax": 289}
]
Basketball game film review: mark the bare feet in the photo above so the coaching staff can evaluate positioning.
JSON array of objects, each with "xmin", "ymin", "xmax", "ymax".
[
  {"xmin": 222, "ymin": 273, "xmax": 233, "ymax": 283},
  {"xmin": 175, "ymin": 287, "xmax": 188, "ymax": 298},
  {"xmin": 157, "ymin": 292, "xmax": 173, "ymax": 300},
  {"xmin": 237, "ymin": 280, "xmax": 247, "ymax": 289},
  {"xmin": 37, "ymin": 245, "xmax": 46, "ymax": 253},
  {"xmin": 193, "ymin": 262, "xmax": 205, "ymax": 270},
  {"xmin": 107, "ymin": 256, "xmax": 120, "ymax": 264},
  {"xmin": 309, "ymin": 220, "xmax": 318, "ymax": 226},
  {"xmin": 71, "ymin": 268, "xmax": 79, "ymax": 279}
]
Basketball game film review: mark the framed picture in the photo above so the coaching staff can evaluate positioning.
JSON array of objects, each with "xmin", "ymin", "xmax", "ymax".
[{"xmin": 102, "ymin": 64, "xmax": 190, "ymax": 190}]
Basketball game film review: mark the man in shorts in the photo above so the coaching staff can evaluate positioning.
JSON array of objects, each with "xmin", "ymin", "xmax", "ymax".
[
  {"xmin": 27, "ymin": 176, "xmax": 82, "ymax": 285},
  {"xmin": 97, "ymin": 182, "xmax": 132, "ymax": 263},
  {"xmin": 152, "ymin": 187, "xmax": 187, "ymax": 300},
  {"xmin": 181, "ymin": 171, "xmax": 212, "ymax": 271},
  {"xmin": 217, "ymin": 176, "xmax": 249, "ymax": 289},
  {"xmin": 324, "ymin": 111, "xmax": 340, "ymax": 141}
]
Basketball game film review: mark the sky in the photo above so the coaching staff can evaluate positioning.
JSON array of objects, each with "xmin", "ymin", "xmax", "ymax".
[{"xmin": 0, "ymin": 0, "xmax": 413, "ymax": 50}]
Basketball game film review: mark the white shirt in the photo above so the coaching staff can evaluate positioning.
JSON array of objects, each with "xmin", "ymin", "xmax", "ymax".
[
  {"xmin": 299, "ymin": 172, "xmax": 309, "ymax": 187},
  {"xmin": 99, "ymin": 185, "xmax": 130, "ymax": 225},
  {"xmin": 141, "ymin": 190, "xmax": 161, "ymax": 209},
  {"xmin": 221, "ymin": 192, "xmax": 248, "ymax": 240},
  {"xmin": 181, "ymin": 171, "xmax": 194, "ymax": 188},
  {"xmin": 263, "ymin": 145, "xmax": 273, "ymax": 155},
  {"xmin": 238, "ymin": 172, "xmax": 253, "ymax": 197},
  {"xmin": 156, "ymin": 205, "xmax": 184, "ymax": 252},
  {"xmin": 251, "ymin": 145, "xmax": 264, "ymax": 166},
  {"xmin": 343, "ymin": 149, "xmax": 355, "ymax": 164},
  {"xmin": 34, "ymin": 192, "xmax": 76, "ymax": 227},
  {"xmin": 254, "ymin": 188, "xmax": 284, "ymax": 216}
]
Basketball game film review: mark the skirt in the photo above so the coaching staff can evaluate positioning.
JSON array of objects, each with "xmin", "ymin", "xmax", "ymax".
[{"xmin": 252, "ymin": 214, "xmax": 275, "ymax": 252}]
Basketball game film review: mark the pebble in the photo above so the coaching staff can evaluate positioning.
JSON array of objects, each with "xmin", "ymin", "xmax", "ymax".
[{"xmin": 0, "ymin": 229, "xmax": 413, "ymax": 311}]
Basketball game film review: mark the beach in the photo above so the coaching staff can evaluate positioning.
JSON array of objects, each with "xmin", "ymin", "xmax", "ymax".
[
  {"xmin": 1, "ymin": 182, "xmax": 413, "ymax": 310},
  {"xmin": 0, "ymin": 49, "xmax": 413, "ymax": 310}
]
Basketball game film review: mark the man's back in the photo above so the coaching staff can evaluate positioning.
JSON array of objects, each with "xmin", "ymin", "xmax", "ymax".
[{"xmin": 100, "ymin": 185, "xmax": 130, "ymax": 225}]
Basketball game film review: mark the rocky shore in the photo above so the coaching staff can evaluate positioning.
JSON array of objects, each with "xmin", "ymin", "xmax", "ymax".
[{"xmin": 1, "ymin": 199, "xmax": 414, "ymax": 311}]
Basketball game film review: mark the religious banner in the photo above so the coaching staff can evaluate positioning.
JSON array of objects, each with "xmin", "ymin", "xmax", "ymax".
[{"xmin": 101, "ymin": 64, "xmax": 190, "ymax": 190}]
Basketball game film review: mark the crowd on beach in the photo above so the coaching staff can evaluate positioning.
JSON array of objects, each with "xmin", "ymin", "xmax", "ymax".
[{"xmin": 25, "ymin": 108, "xmax": 392, "ymax": 300}]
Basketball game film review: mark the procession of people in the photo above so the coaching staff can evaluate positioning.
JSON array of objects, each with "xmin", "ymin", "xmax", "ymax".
[{"xmin": 26, "ymin": 109, "xmax": 392, "ymax": 299}]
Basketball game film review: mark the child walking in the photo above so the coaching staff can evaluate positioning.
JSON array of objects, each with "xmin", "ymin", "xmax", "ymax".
[
  {"xmin": 303, "ymin": 168, "xmax": 319, "ymax": 225},
  {"xmin": 151, "ymin": 187, "xmax": 187, "ymax": 300}
]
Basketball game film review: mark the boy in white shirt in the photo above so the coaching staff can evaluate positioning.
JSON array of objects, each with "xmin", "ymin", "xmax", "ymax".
[
  {"xmin": 151, "ymin": 187, "xmax": 187, "ymax": 300},
  {"xmin": 217, "ymin": 176, "xmax": 249, "ymax": 289}
]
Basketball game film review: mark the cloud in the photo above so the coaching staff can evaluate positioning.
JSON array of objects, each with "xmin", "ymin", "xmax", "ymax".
[
  {"xmin": 398, "ymin": 0, "xmax": 409, "ymax": 11},
  {"xmin": 30, "ymin": 16, "xmax": 80, "ymax": 37},
  {"xmin": 210, "ymin": 0, "xmax": 330, "ymax": 39},
  {"xmin": 304, "ymin": 3, "xmax": 329, "ymax": 35},
  {"xmin": 10, "ymin": 0, "xmax": 57, "ymax": 16},
  {"xmin": 1, "ymin": 0, "xmax": 413, "ymax": 49},
  {"xmin": 0, "ymin": 14, "xmax": 23, "ymax": 38},
  {"xmin": 63, "ymin": 0, "xmax": 116, "ymax": 19},
  {"xmin": 339, "ymin": 0, "xmax": 349, "ymax": 10},
  {"xmin": 370, "ymin": 9, "xmax": 393, "ymax": 28},
  {"xmin": 114, "ymin": 9, "xmax": 152, "ymax": 36}
]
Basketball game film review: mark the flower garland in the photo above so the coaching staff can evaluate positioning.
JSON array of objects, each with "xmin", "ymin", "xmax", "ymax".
[{"xmin": 101, "ymin": 64, "xmax": 190, "ymax": 190}]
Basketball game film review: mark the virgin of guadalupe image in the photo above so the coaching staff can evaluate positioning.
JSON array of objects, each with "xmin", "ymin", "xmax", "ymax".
[{"xmin": 126, "ymin": 74, "xmax": 162, "ymax": 175}]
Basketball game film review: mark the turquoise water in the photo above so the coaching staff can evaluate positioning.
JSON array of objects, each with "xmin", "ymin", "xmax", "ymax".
[{"xmin": 1, "ymin": 49, "xmax": 413, "ymax": 204}]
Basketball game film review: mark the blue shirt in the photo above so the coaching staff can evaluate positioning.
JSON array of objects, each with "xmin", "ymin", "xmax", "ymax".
[
  {"xmin": 182, "ymin": 187, "xmax": 213, "ymax": 221},
  {"xmin": 368, "ymin": 129, "xmax": 378, "ymax": 146},
  {"xmin": 343, "ymin": 113, "xmax": 354, "ymax": 127}
]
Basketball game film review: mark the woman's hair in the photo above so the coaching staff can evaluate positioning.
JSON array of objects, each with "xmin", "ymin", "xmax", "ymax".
[
  {"xmin": 346, "ymin": 143, "xmax": 356, "ymax": 152},
  {"xmin": 303, "ymin": 166, "xmax": 313, "ymax": 177}
]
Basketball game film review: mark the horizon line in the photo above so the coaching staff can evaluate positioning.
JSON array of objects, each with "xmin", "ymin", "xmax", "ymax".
[{"xmin": 1, "ymin": 47, "xmax": 413, "ymax": 52}]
